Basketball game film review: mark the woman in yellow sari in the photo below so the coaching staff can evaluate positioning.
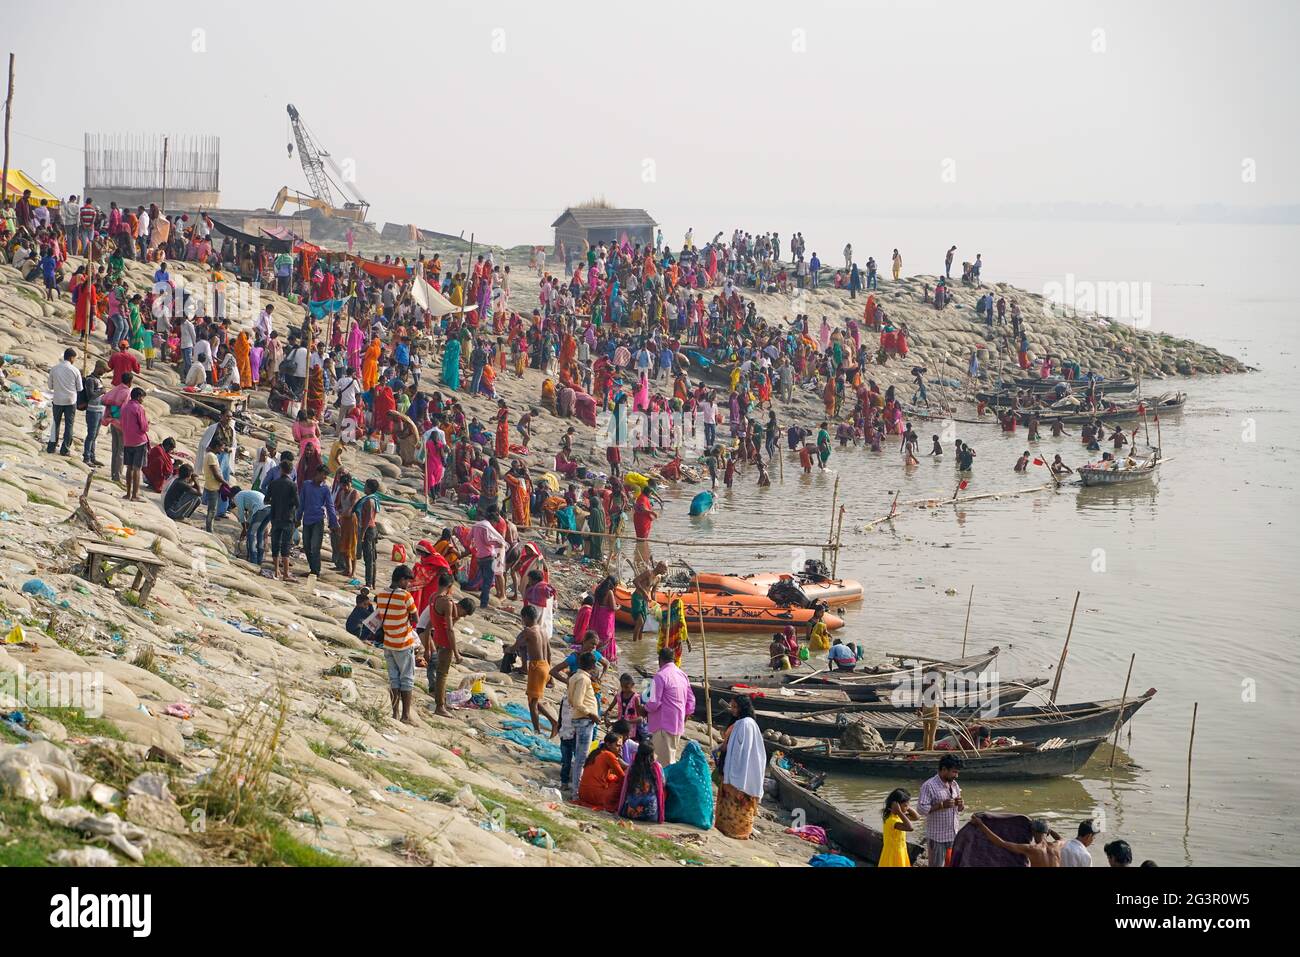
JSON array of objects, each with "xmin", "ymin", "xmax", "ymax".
[
  {"xmin": 361, "ymin": 338, "xmax": 382, "ymax": 391},
  {"xmin": 233, "ymin": 331, "xmax": 253, "ymax": 389}
]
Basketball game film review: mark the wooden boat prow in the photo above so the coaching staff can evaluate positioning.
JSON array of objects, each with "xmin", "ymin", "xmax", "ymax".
[{"xmin": 767, "ymin": 753, "xmax": 923, "ymax": 865}]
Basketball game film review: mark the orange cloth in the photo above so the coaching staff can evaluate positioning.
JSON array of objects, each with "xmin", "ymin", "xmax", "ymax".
[
  {"xmin": 361, "ymin": 339, "xmax": 381, "ymax": 391},
  {"xmin": 505, "ymin": 472, "xmax": 531, "ymax": 527},
  {"xmin": 526, "ymin": 660, "xmax": 551, "ymax": 701},
  {"xmin": 233, "ymin": 332, "xmax": 253, "ymax": 389},
  {"xmin": 577, "ymin": 750, "xmax": 626, "ymax": 813}
]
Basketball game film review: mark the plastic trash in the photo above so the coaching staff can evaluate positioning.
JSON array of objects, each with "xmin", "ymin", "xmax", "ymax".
[
  {"xmin": 20, "ymin": 579, "xmax": 57, "ymax": 602},
  {"xmin": 5, "ymin": 624, "xmax": 25, "ymax": 644}
]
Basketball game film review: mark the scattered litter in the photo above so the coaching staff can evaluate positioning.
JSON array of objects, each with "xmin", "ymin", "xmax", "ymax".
[
  {"xmin": 49, "ymin": 847, "xmax": 118, "ymax": 867},
  {"xmin": 808, "ymin": 852, "xmax": 856, "ymax": 867},
  {"xmin": 163, "ymin": 703, "xmax": 194, "ymax": 720},
  {"xmin": 20, "ymin": 578, "xmax": 57, "ymax": 602},
  {"xmin": 39, "ymin": 805, "xmax": 150, "ymax": 862},
  {"xmin": 785, "ymin": 824, "xmax": 828, "ymax": 845}
]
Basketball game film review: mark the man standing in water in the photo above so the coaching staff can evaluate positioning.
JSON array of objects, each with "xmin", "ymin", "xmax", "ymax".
[
  {"xmin": 631, "ymin": 561, "xmax": 667, "ymax": 643},
  {"xmin": 918, "ymin": 755, "xmax": 964, "ymax": 867},
  {"xmin": 632, "ymin": 479, "xmax": 659, "ymax": 571}
]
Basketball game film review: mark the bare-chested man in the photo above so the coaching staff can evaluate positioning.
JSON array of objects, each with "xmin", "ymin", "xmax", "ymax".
[
  {"xmin": 631, "ymin": 561, "xmax": 668, "ymax": 644},
  {"xmin": 518, "ymin": 604, "xmax": 557, "ymax": 735},
  {"xmin": 971, "ymin": 814, "xmax": 1064, "ymax": 867}
]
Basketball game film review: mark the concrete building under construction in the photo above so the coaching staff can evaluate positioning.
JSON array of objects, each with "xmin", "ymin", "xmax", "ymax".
[{"xmin": 83, "ymin": 133, "xmax": 221, "ymax": 210}]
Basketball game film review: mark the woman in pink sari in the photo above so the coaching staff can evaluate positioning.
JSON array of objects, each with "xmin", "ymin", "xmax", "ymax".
[
  {"xmin": 424, "ymin": 426, "xmax": 445, "ymax": 497},
  {"xmin": 819, "ymin": 316, "xmax": 832, "ymax": 352},
  {"xmin": 590, "ymin": 576, "xmax": 619, "ymax": 663},
  {"xmin": 346, "ymin": 317, "xmax": 365, "ymax": 374},
  {"xmin": 634, "ymin": 370, "xmax": 650, "ymax": 413}
]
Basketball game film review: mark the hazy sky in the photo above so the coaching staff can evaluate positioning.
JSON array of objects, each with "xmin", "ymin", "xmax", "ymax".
[{"xmin": 6, "ymin": 0, "xmax": 1297, "ymax": 245}]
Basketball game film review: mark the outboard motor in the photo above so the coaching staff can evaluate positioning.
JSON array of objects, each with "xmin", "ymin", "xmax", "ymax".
[
  {"xmin": 767, "ymin": 579, "xmax": 811, "ymax": 608},
  {"xmin": 801, "ymin": 558, "xmax": 831, "ymax": 582}
]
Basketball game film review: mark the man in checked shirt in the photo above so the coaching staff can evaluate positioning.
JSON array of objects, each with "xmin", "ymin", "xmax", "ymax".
[{"xmin": 918, "ymin": 754, "xmax": 964, "ymax": 867}]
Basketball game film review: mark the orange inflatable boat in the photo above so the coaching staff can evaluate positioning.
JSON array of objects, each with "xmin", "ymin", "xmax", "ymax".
[
  {"xmin": 614, "ymin": 587, "xmax": 845, "ymax": 633},
  {"xmin": 692, "ymin": 571, "xmax": 864, "ymax": 607}
]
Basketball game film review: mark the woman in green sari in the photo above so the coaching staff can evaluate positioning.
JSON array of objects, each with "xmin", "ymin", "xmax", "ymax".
[{"xmin": 585, "ymin": 488, "xmax": 605, "ymax": 563}]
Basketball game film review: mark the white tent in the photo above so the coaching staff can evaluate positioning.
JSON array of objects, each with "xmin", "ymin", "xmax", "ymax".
[{"xmin": 411, "ymin": 274, "xmax": 475, "ymax": 317}]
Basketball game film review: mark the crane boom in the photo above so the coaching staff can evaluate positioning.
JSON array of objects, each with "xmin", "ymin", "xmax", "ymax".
[{"xmin": 286, "ymin": 103, "xmax": 337, "ymax": 209}]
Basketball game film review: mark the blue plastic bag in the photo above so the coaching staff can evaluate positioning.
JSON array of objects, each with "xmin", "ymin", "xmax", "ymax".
[{"xmin": 663, "ymin": 739, "xmax": 714, "ymax": 829}]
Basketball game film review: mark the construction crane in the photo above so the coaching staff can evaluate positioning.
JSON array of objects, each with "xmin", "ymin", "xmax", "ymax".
[{"xmin": 274, "ymin": 103, "xmax": 370, "ymax": 222}]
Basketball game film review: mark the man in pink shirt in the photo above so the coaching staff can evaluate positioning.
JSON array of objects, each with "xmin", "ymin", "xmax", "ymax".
[
  {"xmin": 119, "ymin": 387, "xmax": 150, "ymax": 502},
  {"xmin": 469, "ymin": 506, "xmax": 506, "ymax": 609},
  {"xmin": 645, "ymin": 647, "xmax": 696, "ymax": 766},
  {"xmin": 101, "ymin": 371, "xmax": 135, "ymax": 483}
]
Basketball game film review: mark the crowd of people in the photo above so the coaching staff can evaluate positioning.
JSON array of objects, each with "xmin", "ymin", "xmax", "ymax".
[{"xmin": 8, "ymin": 190, "xmax": 1152, "ymax": 861}]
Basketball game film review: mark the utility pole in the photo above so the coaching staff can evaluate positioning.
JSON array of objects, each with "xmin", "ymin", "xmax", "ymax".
[
  {"xmin": 160, "ymin": 135, "xmax": 169, "ymax": 213},
  {"xmin": 2, "ymin": 54, "xmax": 14, "ymax": 207}
]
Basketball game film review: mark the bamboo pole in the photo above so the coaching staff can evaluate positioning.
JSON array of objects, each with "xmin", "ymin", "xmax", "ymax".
[
  {"xmin": 1185, "ymin": 701, "xmax": 1198, "ymax": 820},
  {"xmin": 1, "ymin": 54, "xmax": 13, "ymax": 217},
  {"xmin": 831, "ymin": 505, "xmax": 845, "ymax": 577},
  {"xmin": 160, "ymin": 136, "xmax": 169, "ymax": 214},
  {"xmin": 960, "ymin": 585, "xmax": 974, "ymax": 656},
  {"xmin": 694, "ymin": 577, "xmax": 713, "ymax": 747},
  {"xmin": 1107, "ymin": 653, "xmax": 1136, "ymax": 769},
  {"xmin": 826, "ymin": 474, "xmax": 839, "ymax": 563},
  {"xmin": 777, "ymin": 446, "xmax": 783, "ymax": 484},
  {"xmin": 1048, "ymin": 591, "xmax": 1081, "ymax": 704}
]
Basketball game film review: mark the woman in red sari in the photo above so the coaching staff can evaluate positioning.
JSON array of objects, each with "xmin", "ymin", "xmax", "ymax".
[{"xmin": 494, "ymin": 401, "xmax": 510, "ymax": 459}]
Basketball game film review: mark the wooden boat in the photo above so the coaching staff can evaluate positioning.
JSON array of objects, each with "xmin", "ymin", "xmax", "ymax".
[
  {"xmin": 614, "ymin": 587, "xmax": 844, "ymax": 633},
  {"xmin": 754, "ymin": 689, "xmax": 1156, "ymax": 745},
  {"xmin": 1003, "ymin": 377, "xmax": 1139, "ymax": 395},
  {"xmin": 767, "ymin": 754, "xmax": 922, "ymax": 865},
  {"xmin": 706, "ymin": 648, "xmax": 1002, "ymax": 698},
  {"xmin": 1014, "ymin": 392, "xmax": 1186, "ymax": 427},
  {"xmin": 693, "ymin": 571, "xmax": 864, "ymax": 607},
  {"xmin": 786, "ymin": 736, "xmax": 1108, "ymax": 780},
  {"xmin": 1078, "ymin": 446, "xmax": 1160, "ymax": 487},
  {"xmin": 692, "ymin": 678, "xmax": 1051, "ymax": 716}
]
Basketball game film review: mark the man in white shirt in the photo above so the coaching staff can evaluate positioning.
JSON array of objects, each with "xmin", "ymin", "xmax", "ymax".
[
  {"xmin": 184, "ymin": 354, "xmax": 211, "ymax": 388},
  {"xmin": 179, "ymin": 317, "xmax": 197, "ymax": 378},
  {"xmin": 46, "ymin": 348, "xmax": 83, "ymax": 455},
  {"xmin": 60, "ymin": 196, "xmax": 80, "ymax": 244},
  {"xmin": 335, "ymin": 367, "xmax": 360, "ymax": 420},
  {"xmin": 255, "ymin": 304, "xmax": 274, "ymax": 344},
  {"xmin": 135, "ymin": 206, "xmax": 151, "ymax": 261},
  {"xmin": 1060, "ymin": 820, "xmax": 1097, "ymax": 867}
]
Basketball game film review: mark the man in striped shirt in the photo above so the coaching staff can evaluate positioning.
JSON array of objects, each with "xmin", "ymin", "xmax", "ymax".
[
  {"xmin": 375, "ymin": 565, "xmax": 419, "ymax": 725},
  {"xmin": 917, "ymin": 754, "xmax": 964, "ymax": 867}
]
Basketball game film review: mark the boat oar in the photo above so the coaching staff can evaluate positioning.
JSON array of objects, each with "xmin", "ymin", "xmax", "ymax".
[{"xmin": 787, "ymin": 668, "xmax": 828, "ymax": 687}]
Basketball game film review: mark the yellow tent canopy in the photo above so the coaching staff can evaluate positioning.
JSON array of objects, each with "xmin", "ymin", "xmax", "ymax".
[{"xmin": 1, "ymin": 170, "xmax": 60, "ymax": 207}]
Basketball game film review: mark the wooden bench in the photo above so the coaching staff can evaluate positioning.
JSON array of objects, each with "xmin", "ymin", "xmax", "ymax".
[{"xmin": 80, "ymin": 538, "xmax": 166, "ymax": 606}]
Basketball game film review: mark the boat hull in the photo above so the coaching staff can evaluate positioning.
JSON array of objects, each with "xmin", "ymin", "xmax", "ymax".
[
  {"xmin": 786, "ymin": 737, "xmax": 1107, "ymax": 780},
  {"xmin": 755, "ymin": 691, "xmax": 1155, "ymax": 744}
]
